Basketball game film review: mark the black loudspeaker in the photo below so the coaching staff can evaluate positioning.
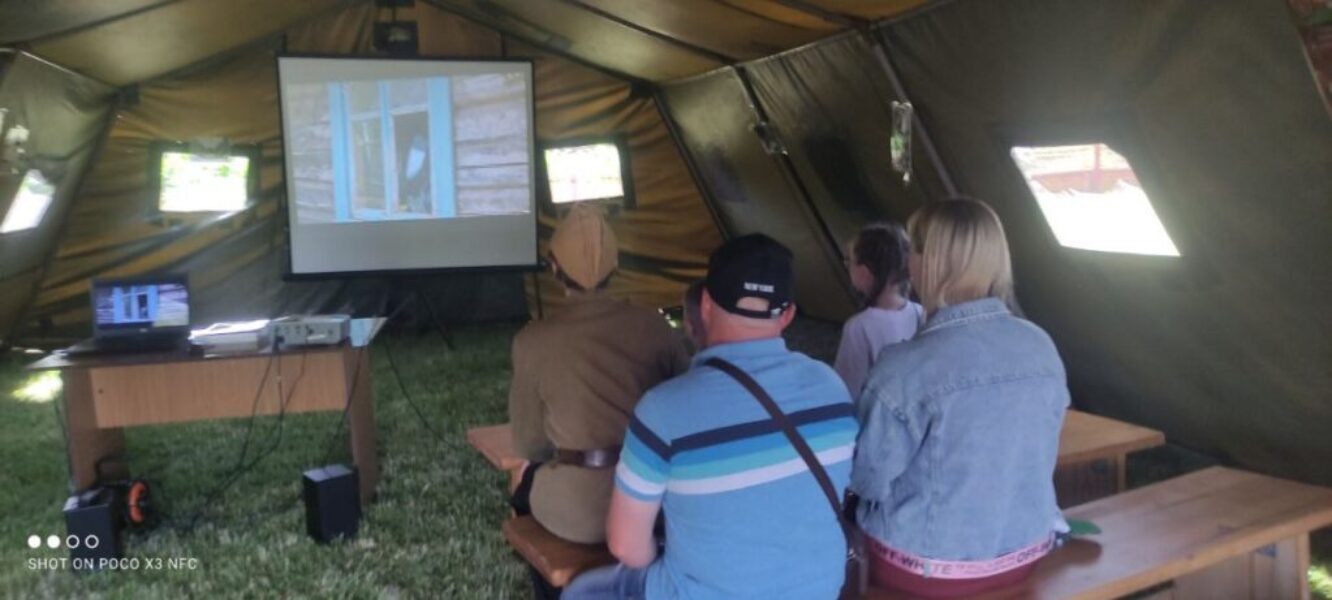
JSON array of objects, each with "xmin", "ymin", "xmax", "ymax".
[
  {"xmin": 63, "ymin": 487, "xmax": 123, "ymax": 570},
  {"xmin": 302, "ymin": 464, "xmax": 361, "ymax": 543}
]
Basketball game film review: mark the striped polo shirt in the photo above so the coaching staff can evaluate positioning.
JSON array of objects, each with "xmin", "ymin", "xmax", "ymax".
[{"xmin": 615, "ymin": 337, "xmax": 857, "ymax": 600}]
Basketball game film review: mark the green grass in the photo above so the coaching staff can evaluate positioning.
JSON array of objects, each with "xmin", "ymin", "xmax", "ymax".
[
  {"xmin": 0, "ymin": 325, "xmax": 528, "ymax": 598},
  {"xmin": 1, "ymin": 322, "xmax": 1330, "ymax": 598},
  {"xmin": 1314, "ymin": 565, "xmax": 1332, "ymax": 600}
]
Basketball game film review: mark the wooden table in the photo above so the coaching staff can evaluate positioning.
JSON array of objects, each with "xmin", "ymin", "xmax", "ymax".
[
  {"xmin": 29, "ymin": 342, "xmax": 380, "ymax": 504},
  {"xmin": 1055, "ymin": 410, "xmax": 1166, "ymax": 506},
  {"xmin": 871, "ymin": 467, "xmax": 1332, "ymax": 599}
]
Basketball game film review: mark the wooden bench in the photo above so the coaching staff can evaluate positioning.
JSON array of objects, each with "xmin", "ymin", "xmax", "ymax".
[
  {"xmin": 1055, "ymin": 410, "xmax": 1166, "ymax": 506},
  {"xmin": 867, "ymin": 466, "xmax": 1332, "ymax": 599},
  {"xmin": 466, "ymin": 412, "xmax": 1165, "ymax": 506},
  {"xmin": 466, "ymin": 423, "xmax": 527, "ymax": 488},
  {"xmin": 502, "ymin": 515, "xmax": 615, "ymax": 588}
]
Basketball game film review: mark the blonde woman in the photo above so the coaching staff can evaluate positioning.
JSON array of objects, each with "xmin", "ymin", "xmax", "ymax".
[{"xmin": 850, "ymin": 198, "xmax": 1069, "ymax": 598}]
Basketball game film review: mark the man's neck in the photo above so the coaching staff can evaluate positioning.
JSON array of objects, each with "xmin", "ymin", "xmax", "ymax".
[{"xmin": 706, "ymin": 331, "xmax": 780, "ymax": 346}]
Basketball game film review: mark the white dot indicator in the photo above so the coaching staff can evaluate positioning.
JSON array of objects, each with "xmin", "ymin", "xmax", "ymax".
[
  {"xmin": 46, "ymin": 535, "xmax": 60, "ymax": 549},
  {"xmin": 27, "ymin": 535, "xmax": 40, "ymax": 549}
]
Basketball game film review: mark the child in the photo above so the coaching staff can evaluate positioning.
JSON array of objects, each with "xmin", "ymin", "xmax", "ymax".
[{"xmin": 834, "ymin": 222, "xmax": 924, "ymax": 396}]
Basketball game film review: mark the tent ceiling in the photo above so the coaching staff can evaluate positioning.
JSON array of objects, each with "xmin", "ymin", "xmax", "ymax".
[
  {"xmin": 0, "ymin": 0, "xmax": 166, "ymax": 44},
  {"xmin": 7, "ymin": 0, "xmax": 937, "ymax": 85},
  {"xmin": 23, "ymin": 0, "xmax": 347, "ymax": 86}
]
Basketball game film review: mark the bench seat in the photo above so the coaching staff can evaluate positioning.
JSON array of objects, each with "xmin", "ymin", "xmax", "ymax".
[
  {"xmin": 466, "ymin": 423, "xmax": 526, "ymax": 472},
  {"xmin": 867, "ymin": 466, "xmax": 1332, "ymax": 599},
  {"xmin": 502, "ymin": 515, "xmax": 616, "ymax": 588}
]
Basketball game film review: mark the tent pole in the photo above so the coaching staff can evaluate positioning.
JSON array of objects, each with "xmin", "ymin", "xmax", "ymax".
[
  {"xmin": 554, "ymin": 0, "xmax": 737, "ymax": 64},
  {"xmin": 731, "ymin": 65, "xmax": 854, "ymax": 298},
  {"xmin": 422, "ymin": 0, "xmax": 653, "ymax": 87},
  {"xmin": 867, "ymin": 28, "xmax": 959, "ymax": 198},
  {"xmin": 4, "ymin": 100, "xmax": 119, "ymax": 346},
  {"xmin": 651, "ymin": 87, "xmax": 730, "ymax": 241}
]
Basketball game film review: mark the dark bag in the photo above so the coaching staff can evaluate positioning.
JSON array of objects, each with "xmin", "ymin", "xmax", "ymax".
[{"xmin": 706, "ymin": 357, "xmax": 868, "ymax": 600}]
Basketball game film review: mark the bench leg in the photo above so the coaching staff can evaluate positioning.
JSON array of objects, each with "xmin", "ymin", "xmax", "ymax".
[{"xmin": 1172, "ymin": 534, "xmax": 1310, "ymax": 600}]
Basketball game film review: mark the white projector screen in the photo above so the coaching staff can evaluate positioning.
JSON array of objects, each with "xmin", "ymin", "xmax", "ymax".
[{"xmin": 277, "ymin": 56, "xmax": 537, "ymax": 275}]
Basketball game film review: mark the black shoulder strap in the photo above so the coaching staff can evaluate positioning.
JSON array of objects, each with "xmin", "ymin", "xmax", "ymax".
[{"xmin": 704, "ymin": 357, "xmax": 853, "ymax": 537}]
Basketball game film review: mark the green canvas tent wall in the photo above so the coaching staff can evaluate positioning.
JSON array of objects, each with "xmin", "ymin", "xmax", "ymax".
[{"xmin": 0, "ymin": 0, "xmax": 1329, "ymax": 491}]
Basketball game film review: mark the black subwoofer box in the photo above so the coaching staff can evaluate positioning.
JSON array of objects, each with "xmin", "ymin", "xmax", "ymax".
[
  {"xmin": 302, "ymin": 464, "xmax": 360, "ymax": 543},
  {"xmin": 63, "ymin": 487, "xmax": 123, "ymax": 570}
]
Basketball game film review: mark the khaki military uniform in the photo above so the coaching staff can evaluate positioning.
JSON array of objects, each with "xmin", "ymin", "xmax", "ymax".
[{"xmin": 508, "ymin": 293, "xmax": 688, "ymax": 543}]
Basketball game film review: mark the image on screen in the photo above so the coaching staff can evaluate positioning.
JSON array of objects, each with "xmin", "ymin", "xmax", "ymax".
[
  {"xmin": 94, "ymin": 284, "xmax": 190, "ymax": 329},
  {"xmin": 279, "ymin": 57, "xmax": 537, "ymax": 275}
]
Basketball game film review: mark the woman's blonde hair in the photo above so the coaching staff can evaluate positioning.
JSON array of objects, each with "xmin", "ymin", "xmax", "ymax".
[{"xmin": 907, "ymin": 198, "xmax": 1015, "ymax": 313}]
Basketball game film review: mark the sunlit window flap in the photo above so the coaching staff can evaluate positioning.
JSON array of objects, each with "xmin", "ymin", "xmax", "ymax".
[
  {"xmin": 1, "ymin": 169, "xmax": 56, "ymax": 233},
  {"xmin": 158, "ymin": 151, "xmax": 251, "ymax": 213},
  {"xmin": 1011, "ymin": 144, "xmax": 1179, "ymax": 257},
  {"xmin": 545, "ymin": 143, "xmax": 624, "ymax": 204}
]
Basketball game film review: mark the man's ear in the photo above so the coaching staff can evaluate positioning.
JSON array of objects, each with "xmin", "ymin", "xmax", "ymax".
[
  {"xmin": 777, "ymin": 303, "xmax": 798, "ymax": 330},
  {"xmin": 700, "ymin": 289, "xmax": 716, "ymax": 328}
]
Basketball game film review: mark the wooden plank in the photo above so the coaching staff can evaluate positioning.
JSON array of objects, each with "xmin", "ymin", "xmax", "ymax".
[
  {"xmin": 990, "ymin": 468, "xmax": 1332, "ymax": 599},
  {"xmin": 502, "ymin": 515, "xmax": 615, "ymax": 588},
  {"xmin": 467, "ymin": 424, "xmax": 526, "ymax": 471},
  {"xmin": 87, "ymin": 349, "xmax": 350, "ymax": 427},
  {"xmin": 1057, "ymin": 410, "xmax": 1165, "ymax": 467},
  {"xmin": 866, "ymin": 468, "xmax": 1332, "ymax": 600},
  {"xmin": 62, "ymin": 368, "xmax": 126, "ymax": 491}
]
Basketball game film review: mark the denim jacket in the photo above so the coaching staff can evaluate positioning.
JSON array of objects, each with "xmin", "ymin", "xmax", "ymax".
[{"xmin": 851, "ymin": 297, "xmax": 1070, "ymax": 561}]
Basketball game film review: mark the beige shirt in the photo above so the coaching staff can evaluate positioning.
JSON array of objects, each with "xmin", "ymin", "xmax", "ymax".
[{"xmin": 508, "ymin": 293, "xmax": 688, "ymax": 543}]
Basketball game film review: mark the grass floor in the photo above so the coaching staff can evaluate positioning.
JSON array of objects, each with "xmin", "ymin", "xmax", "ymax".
[
  {"xmin": 0, "ymin": 324, "xmax": 528, "ymax": 598},
  {"xmin": 0, "ymin": 320, "xmax": 1328, "ymax": 598}
]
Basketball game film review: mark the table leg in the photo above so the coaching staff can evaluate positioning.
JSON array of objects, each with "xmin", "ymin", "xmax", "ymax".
[
  {"xmin": 62, "ymin": 369, "xmax": 127, "ymax": 492},
  {"xmin": 346, "ymin": 352, "xmax": 379, "ymax": 505},
  {"xmin": 1115, "ymin": 454, "xmax": 1128, "ymax": 492}
]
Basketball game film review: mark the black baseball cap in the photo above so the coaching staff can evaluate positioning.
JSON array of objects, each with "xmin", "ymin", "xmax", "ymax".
[{"xmin": 704, "ymin": 234, "xmax": 794, "ymax": 319}]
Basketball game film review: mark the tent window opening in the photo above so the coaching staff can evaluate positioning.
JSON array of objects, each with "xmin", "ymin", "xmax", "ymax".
[
  {"xmin": 157, "ymin": 150, "xmax": 252, "ymax": 213},
  {"xmin": 1011, "ymin": 143, "xmax": 1180, "ymax": 257},
  {"xmin": 1, "ymin": 170, "xmax": 56, "ymax": 233},
  {"xmin": 543, "ymin": 139, "xmax": 633, "ymax": 207}
]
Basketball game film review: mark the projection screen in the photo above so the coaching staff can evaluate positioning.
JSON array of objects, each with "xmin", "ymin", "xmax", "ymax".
[{"xmin": 277, "ymin": 56, "xmax": 537, "ymax": 275}]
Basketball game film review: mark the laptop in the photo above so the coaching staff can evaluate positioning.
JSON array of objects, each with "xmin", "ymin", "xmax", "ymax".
[{"xmin": 64, "ymin": 275, "xmax": 193, "ymax": 355}]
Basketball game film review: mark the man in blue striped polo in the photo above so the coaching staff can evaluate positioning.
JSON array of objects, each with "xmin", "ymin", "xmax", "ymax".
[{"xmin": 563, "ymin": 234, "xmax": 858, "ymax": 600}]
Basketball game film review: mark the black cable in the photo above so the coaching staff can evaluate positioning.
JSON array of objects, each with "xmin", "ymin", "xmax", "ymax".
[
  {"xmin": 164, "ymin": 347, "xmax": 311, "ymax": 533},
  {"xmin": 161, "ymin": 351, "xmax": 277, "ymax": 532},
  {"xmin": 318, "ymin": 294, "xmax": 411, "ymax": 465},
  {"xmin": 381, "ymin": 332, "xmax": 445, "ymax": 441}
]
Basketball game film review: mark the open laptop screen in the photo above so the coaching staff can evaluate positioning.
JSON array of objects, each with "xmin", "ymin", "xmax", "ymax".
[{"xmin": 92, "ymin": 278, "xmax": 190, "ymax": 334}]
